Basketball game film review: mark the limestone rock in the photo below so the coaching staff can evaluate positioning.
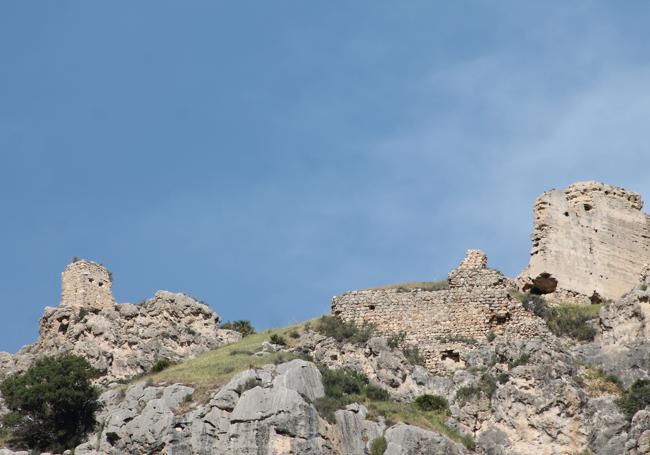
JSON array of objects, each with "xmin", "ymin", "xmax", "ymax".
[
  {"xmin": 521, "ymin": 181, "xmax": 650, "ymax": 302},
  {"xmin": 384, "ymin": 423, "xmax": 468, "ymax": 455}
]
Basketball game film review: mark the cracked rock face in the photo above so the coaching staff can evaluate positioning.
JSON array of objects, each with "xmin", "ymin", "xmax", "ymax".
[
  {"xmin": 3, "ymin": 290, "xmax": 241, "ymax": 383},
  {"xmin": 521, "ymin": 181, "xmax": 650, "ymax": 302}
]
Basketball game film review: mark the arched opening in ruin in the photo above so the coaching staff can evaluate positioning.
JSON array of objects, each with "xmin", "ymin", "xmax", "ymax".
[
  {"xmin": 441, "ymin": 350, "xmax": 460, "ymax": 363},
  {"xmin": 590, "ymin": 291, "xmax": 603, "ymax": 305},
  {"xmin": 523, "ymin": 273, "xmax": 558, "ymax": 295}
]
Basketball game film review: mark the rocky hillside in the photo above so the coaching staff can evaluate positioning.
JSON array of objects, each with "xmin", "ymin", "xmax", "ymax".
[{"xmin": 2, "ymin": 181, "xmax": 650, "ymax": 454}]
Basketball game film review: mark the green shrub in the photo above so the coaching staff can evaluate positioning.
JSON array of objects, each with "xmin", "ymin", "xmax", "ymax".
[
  {"xmin": 365, "ymin": 384, "xmax": 391, "ymax": 401},
  {"xmin": 522, "ymin": 295, "xmax": 598, "ymax": 341},
  {"xmin": 314, "ymin": 366, "xmax": 392, "ymax": 421},
  {"xmin": 370, "ymin": 435, "xmax": 387, "ymax": 455},
  {"xmin": 545, "ymin": 305, "xmax": 598, "ymax": 341},
  {"xmin": 289, "ymin": 330, "xmax": 301, "ymax": 339},
  {"xmin": 388, "ymin": 331, "xmax": 407, "ymax": 349},
  {"xmin": 617, "ymin": 379, "xmax": 650, "ymax": 421},
  {"xmin": 0, "ymin": 354, "xmax": 101, "ymax": 452},
  {"xmin": 150, "ymin": 358, "xmax": 175, "ymax": 373},
  {"xmin": 509, "ymin": 352, "xmax": 531, "ymax": 368},
  {"xmin": 496, "ymin": 372, "xmax": 509, "ymax": 384},
  {"xmin": 220, "ymin": 320, "xmax": 256, "ymax": 337},
  {"xmin": 269, "ymin": 334, "xmax": 287, "ymax": 346},
  {"xmin": 414, "ymin": 395, "xmax": 449, "ymax": 413},
  {"xmin": 486, "ymin": 331, "xmax": 496, "ymax": 342},
  {"xmin": 315, "ymin": 316, "xmax": 375, "ymax": 344},
  {"xmin": 455, "ymin": 373, "xmax": 497, "ymax": 404},
  {"xmin": 402, "ymin": 345, "xmax": 426, "ymax": 366}
]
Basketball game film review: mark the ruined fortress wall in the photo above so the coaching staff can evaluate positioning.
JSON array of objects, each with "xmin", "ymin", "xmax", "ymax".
[
  {"xmin": 332, "ymin": 250, "xmax": 543, "ymax": 371},
  {"xmin": 61, "ymin": 260, "xmax": 115, "ymax": 309},
  {"xmin": 522, "ymin": 181, "xmax": 650, "ymax": 301}
]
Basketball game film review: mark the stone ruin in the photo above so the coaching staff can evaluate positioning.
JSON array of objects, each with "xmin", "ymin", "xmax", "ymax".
[
  {"xmin": 331, "ymin": 250, "xmax": 545, "ymax": 373},
  {"xmin": 520, "ymin": 181, "xmax": 650, "ymax": 303},
  {"xmin": 0, "ymin": 259, "xmax": 240, "ymax": 383}
]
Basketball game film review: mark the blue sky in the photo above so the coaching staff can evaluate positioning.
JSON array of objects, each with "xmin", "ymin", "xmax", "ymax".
[{"xmin": 2, "ymin": 1, "xmax": 650, "ymax": 353}]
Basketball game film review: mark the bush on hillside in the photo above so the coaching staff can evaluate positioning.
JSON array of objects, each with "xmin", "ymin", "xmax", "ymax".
[
  {"xmin": 522, "ymin": 295, "xmax": 597, "ymax": 341},
  {"xmin": 269, "ymin": 334, "xmax": 287, "ymax": 346},
  {"xmin": 150, "ymin": 358, "xmax": 176, "ymax": 373},
  {"xmin": 314, "ymin": 366, "xmax": 390, "ymax": 422},
  {"xmin": 0, "ymin": 354, "xmax": 101, "ymax": 452},
  {"xmin": 414, "ymin": 394, "xmax": 449, "ymax": 413},
  {"xmin": 220, "ymin": 320, "xmax": 256, "ymax": 337},
  {"xmin": 617, "ymin": 379, "xmax": 650, "ymax": 421},
  {"xmin": 314, "ymin": 316, "xmax": 375, "ymax": 344}
]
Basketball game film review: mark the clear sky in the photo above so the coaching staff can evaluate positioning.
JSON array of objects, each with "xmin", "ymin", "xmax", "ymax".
[{"xmin": 2, "ymin": 1, "xmax": 650, "ymax": 353}]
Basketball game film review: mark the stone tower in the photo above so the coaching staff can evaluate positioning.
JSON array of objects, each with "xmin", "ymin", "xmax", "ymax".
[
  {"xmin": 61, "ymin": 259, "xmax": 116, "ymax": 309},
  {"xmin": 521, "ymin": 181, "xmax": 650, "ymax": 301}
]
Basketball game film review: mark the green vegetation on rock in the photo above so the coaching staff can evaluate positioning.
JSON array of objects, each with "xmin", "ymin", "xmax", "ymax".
[
  {"xmin": 370, "ymin": 436, "xmax": 387, "ymax": 455},
  {"xmin": 0, "ymin": 354, "xmax": 101, "ymax": 453},
  {"xmin": 375, "ymin": 279, "xmax": 449, "ymax": 292},
  {"xmin": 314, "ymin": 315, "xmax": 375, "ymax": 344},
  {"xmin": 522, "ymin": 294, "xmax": 599, "ymax": 341},
  {"xmin": 220, "ymin": 320, "xmax": 256, "ymax": 337},
  {"xmin": 617, "ymin": 379, "xmax": 650, "ymax": 421}
]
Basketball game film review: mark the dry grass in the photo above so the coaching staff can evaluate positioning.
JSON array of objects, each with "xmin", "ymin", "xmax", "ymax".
[
  {"xmin": 374, "ymin": 280, "xmax": 449, "ymax": 292},
  {"xmin": 579, "ymin": 366, "xmax": 622, "ymax": 396}
]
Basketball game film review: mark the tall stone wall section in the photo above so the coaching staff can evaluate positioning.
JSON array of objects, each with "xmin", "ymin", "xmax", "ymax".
[
  {"xmin": 332, "ymin": 250, "xmax": 544, "ymax": 372},
  {"xmin": 521, "ymin": 181, "xmax": 650, "ymax": 302}
]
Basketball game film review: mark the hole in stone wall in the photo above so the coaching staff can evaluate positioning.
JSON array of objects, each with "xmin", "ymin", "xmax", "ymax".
[
  {"xmin": 584, "ymin": 204, "xmax": 592, "ymax": 211},
  {"xmin": 98, "ymin": 282, "xmax": 104, "ymax": 287},
  {"xmin": 88, "ymin": 278, "xmax": 94, "ymax": 283},
  {"xmin": 490, "ymin": 312, "xmax": 511, "ymax": 325},
  {"xmin": 334, "ymin": 310, "xmax": 342, "ymax": 316},
  {"xmin": 564, "ymin": 211, "xmax": 569, "ymax": 217},
  {"xmin": 523, "ymin": 272, "xmax": 558, "ymax": 295},
  {"xmin": 441, "ymin": 350, "xmax": 460, "ymax": 363},
  {"xmin": 368, "ymin": 305, "xmax": 376, "ymax": 310}
]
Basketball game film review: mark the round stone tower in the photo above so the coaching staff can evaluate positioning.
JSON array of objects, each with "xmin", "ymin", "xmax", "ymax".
[{"xmin": 61, "ymin": 259, "xmax": 116, "ymax": 309}]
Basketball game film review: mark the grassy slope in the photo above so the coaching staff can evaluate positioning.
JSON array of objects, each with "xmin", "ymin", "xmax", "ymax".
[
  {"xmin": 133, "ymin": 317, "xmax": 474, "ymax": 448},
  {"xmin": 136, "ymin": 321, "xmax": 311, "ymax": 399}
]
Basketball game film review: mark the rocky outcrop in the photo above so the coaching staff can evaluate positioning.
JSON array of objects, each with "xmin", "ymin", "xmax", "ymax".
[
  {"xmin": 74, "ymin": 359, "xmax": 466, "ymax": 455},
  {"xmin": 573, "ymin": 271, "xmax": 650, "ymax": 387},
  {"xmin": 521, "ymin": 181, "xmax": 650, "ymax": 303},
  {"xmin": 0, "ymin": 260, "xmax": 240, "ymax": 383}
]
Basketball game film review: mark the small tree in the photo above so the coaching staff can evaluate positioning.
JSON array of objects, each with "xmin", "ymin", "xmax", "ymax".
[{"xmin": 0, "ymin": 354, "xmax": 101, "ymax": 452}]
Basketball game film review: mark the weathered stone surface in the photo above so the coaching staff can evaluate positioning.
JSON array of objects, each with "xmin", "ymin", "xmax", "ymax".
[
  {"xmin": 384, "ymin": 423, "xmax": 467, "ymax": 455},
  {"xmin": 332, "ymin": 250, "xmax": 545, "ymax": 372},
  {"xmin": 626, "ymin": 410, "xmax": 650, "ymax": 455},
  {"xmin": 521, "ymin": 181, "xmax": 650, "ymax": 302}
]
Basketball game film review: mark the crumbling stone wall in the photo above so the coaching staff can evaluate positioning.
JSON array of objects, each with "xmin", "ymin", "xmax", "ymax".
[
  {"xmin": 520, "ymin": 181, "xmax": 650, "ymax": 303},
  {"xmin": 331, "ymin": 250, "xmax": 544, "ymax": 372}
]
